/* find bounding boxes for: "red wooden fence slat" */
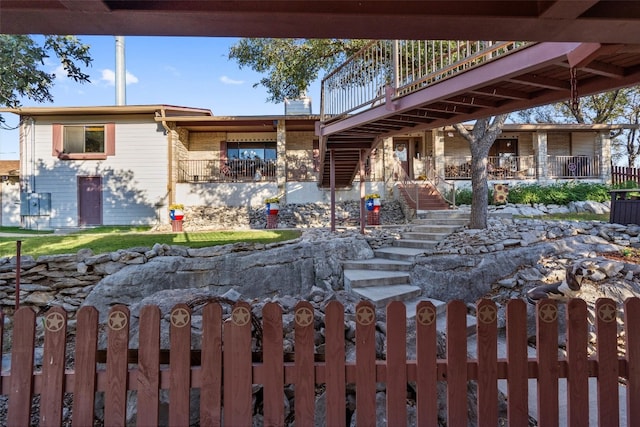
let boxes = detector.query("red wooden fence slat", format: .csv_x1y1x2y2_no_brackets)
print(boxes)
72,306,98,427
200,303,223,426
40,306,67,427
386,301,407,427
169,303,192,426
262,302,284,425
505,299,529,426
536,299,559,427
325,301,346,426
294,300,316,424
137,305,160,426
223,301,253,426
0,310,3,394
355,300,377,425
416,300,438,427
7,307,36,427
446,300,468,426
625,297,640,426
105,305,130,427
567,299,589,426
476,299,497,427
595,298,620,427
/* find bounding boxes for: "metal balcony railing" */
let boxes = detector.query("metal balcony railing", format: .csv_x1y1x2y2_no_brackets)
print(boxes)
321,40,530,121
548,155,600,179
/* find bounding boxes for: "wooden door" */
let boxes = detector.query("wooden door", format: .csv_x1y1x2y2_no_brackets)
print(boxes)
78,176,102,226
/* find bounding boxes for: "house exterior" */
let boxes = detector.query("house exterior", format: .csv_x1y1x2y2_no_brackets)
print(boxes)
0,105,614,229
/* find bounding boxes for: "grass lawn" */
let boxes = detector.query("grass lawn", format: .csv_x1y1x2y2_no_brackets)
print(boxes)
0,228,301,258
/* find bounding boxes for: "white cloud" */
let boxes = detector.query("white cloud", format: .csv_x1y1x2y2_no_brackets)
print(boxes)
164,65,181,77
220,75,244,85
100,69,139,86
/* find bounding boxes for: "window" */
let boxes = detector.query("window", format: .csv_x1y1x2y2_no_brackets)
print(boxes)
226,141,276,161
64,125,105,153
53,123,115,160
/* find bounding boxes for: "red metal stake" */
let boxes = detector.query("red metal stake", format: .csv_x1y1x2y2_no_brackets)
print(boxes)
15,240,21,310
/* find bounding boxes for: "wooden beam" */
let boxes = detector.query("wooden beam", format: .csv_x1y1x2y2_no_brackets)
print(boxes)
507,74,569,90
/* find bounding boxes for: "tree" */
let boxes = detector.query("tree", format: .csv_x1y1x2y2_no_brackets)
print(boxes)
228,38,367,102
454,115,509,229
0,35,92,127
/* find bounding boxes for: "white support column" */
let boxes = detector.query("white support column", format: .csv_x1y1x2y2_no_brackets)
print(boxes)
597,131,612,183
276,120,287,202
534,131,549,182
432,129,445,179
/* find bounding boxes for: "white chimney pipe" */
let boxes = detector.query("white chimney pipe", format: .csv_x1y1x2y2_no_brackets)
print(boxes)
115,36,126,105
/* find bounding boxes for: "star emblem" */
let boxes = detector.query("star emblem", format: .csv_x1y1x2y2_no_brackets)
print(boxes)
598,303,616,323
108,311,128,331
366,199,374,210
539,303,557,323
478,305,497,324
417,306,436,325
232,307,251,326
171,308,190,328
45,312,65,333
356,306,375,326
295,307,314,327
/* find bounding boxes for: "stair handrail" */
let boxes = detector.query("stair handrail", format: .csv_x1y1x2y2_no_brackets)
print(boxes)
422,157,456,208
389,159,456,210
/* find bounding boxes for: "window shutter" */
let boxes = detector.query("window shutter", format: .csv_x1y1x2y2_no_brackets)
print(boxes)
52,123,63,156
106,122,115,155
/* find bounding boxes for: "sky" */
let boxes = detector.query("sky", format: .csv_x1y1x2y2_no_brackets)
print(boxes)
0,36,322,160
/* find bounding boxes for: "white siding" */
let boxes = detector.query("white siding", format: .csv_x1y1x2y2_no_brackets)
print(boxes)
1,181,21,227
27,115,169,228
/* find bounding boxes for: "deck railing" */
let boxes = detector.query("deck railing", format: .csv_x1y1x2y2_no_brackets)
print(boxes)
0,298,637,425
177,159,277,183
548,155,600,179
321,40,530,120
444,155,537,179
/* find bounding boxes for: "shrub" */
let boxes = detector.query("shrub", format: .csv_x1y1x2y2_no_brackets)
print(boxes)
456,182,613,206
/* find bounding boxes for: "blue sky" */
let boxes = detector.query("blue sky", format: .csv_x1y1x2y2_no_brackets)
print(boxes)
0,36,321,160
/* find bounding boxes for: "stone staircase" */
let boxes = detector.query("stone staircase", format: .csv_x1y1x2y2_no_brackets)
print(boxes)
343,210,476,330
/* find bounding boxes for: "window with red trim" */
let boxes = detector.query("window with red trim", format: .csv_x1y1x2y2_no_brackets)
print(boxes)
52,123,115,160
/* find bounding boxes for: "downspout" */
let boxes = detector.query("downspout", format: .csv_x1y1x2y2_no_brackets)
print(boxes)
158,107,174,209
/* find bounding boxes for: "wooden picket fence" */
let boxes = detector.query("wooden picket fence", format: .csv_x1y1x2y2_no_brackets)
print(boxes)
1,298,639,426
612,165,640,186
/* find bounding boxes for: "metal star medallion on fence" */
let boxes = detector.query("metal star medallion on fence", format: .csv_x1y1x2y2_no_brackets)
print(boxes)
478,305,497,324
108,311,128,330
45,312,65,332
598,303,617,322
417,306,436,325
232,307,251,326
171,308,190,328
539,304,558,323
356,306,375,325
295,307,314,327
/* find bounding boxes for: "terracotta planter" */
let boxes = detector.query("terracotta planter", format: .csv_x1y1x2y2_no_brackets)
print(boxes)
170,209,184,221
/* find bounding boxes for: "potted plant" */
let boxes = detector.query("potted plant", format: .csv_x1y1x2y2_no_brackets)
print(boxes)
365,193,381,212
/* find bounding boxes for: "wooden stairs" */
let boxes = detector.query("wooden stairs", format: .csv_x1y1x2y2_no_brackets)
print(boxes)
397,182,450,211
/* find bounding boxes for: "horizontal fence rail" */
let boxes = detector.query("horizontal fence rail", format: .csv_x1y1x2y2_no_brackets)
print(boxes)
0,298,638,425
178,159,277,183
548,155,600,179
321,40,530,120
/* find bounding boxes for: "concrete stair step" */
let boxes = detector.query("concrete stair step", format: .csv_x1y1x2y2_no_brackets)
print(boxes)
342,258,413,271
393,239,438,249
404,297,447,319
411,224,462,234
344,269,410,290
401,231,450,241
374,246,426,261
417,211,470,219
351,284,422,308
413,217,469,226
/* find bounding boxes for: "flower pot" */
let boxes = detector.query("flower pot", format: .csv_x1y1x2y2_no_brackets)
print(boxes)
366,198,381,212
373,198,381,212
170,209,184,221
266,203,279,215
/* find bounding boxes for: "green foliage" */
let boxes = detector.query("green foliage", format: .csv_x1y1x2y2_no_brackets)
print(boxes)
228,38,367,103
456,182,613,206
0,35,91,115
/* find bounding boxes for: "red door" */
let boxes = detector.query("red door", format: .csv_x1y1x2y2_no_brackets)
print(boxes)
78,176,102,226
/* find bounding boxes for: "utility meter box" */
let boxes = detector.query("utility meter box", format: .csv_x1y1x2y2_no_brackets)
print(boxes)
20,193,52,216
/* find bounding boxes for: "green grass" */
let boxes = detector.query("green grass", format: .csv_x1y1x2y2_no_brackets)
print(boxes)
0,229,301,258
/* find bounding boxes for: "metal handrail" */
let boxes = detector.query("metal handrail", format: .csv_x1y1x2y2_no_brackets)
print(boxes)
390,160,455,210
321,40,531,121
